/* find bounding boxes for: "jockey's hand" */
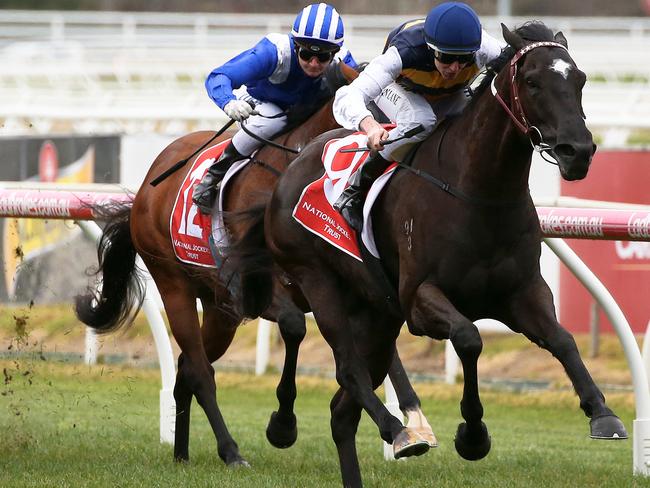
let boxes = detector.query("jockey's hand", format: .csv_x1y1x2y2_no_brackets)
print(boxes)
224,100,258,122
360,116,389,151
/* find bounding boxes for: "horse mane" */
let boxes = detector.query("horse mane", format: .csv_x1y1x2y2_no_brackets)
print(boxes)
466,21,556,107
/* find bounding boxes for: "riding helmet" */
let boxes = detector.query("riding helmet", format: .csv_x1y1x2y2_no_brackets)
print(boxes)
424,2,482,53
291,3,344,52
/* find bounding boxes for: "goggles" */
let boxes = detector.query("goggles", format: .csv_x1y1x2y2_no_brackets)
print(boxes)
296,45,337,63
432,50,475,65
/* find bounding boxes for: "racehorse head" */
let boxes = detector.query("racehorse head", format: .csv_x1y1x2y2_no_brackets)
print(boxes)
498,23,596,181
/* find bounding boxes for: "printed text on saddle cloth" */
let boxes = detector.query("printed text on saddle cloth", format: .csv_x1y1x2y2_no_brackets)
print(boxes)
170,140,231,267
293,133,397,261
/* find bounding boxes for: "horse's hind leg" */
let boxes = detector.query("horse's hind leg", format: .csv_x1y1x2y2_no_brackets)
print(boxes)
143,267,195,462
149,262,246,466
264,300,306,448
406,282,491,460
503,278,627,439
388,352,438,447
199,293,250,466
173,351,193,462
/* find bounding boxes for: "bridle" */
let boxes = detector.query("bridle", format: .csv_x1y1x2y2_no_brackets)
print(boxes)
490,41,569,165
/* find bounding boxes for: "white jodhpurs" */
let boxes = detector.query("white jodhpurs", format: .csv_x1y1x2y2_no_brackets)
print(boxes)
374,82,468,162
230,87,288,156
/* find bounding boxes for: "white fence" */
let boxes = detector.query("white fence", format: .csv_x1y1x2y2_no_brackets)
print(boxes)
0,11,649,136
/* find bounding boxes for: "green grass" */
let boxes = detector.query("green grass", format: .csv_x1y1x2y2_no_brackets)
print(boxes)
0,359,644,488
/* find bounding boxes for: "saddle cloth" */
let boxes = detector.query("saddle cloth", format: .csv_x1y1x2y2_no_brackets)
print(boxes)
171,131,398,266
169,139,250,267
292,132,398,261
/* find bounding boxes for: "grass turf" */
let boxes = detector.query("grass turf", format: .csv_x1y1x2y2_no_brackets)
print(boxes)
0,359,643,488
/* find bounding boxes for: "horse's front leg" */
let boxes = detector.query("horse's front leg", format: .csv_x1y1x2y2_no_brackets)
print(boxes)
501,277,628,439
406,281,491,460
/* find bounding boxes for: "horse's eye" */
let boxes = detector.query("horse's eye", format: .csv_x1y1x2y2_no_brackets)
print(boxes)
526,78,539,89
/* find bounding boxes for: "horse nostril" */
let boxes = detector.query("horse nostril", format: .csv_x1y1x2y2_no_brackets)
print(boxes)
553,144,576,159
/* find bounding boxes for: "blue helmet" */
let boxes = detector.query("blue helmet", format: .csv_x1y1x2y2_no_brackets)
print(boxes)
291,3,344,49
424,2,482,53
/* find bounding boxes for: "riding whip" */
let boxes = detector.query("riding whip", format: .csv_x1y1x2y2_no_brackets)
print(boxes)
149,118,236,187
339,125,425,153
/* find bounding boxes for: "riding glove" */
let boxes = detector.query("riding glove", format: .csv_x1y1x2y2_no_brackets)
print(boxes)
224,100,258,122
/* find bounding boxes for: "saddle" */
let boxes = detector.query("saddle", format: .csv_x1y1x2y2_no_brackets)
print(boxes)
293,131,399,261
169,139,250,267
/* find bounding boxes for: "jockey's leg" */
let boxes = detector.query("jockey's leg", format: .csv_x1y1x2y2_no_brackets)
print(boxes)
333,83,435,231
333,152,391,231
193,91,286,214
193,141,244,214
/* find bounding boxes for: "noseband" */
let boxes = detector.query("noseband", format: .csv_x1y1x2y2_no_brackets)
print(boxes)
490,41,569,164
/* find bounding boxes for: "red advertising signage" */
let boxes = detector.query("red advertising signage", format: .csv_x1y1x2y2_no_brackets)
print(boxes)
560,150,650,333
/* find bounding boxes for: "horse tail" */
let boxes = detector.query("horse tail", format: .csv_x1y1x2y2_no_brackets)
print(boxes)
226,203,274,318
74,202,145,333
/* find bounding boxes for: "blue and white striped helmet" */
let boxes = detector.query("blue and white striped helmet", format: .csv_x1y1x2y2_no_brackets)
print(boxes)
292,3,344,48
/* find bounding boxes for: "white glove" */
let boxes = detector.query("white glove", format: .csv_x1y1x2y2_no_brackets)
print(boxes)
224,99,258,122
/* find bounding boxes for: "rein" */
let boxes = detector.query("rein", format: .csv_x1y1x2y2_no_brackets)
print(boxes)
240,114,301,154
399,42,571,207
396,162,529,208
151,108,299,188
490,41,568,165
249,158,282,177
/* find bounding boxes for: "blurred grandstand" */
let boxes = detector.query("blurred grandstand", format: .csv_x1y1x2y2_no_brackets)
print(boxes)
0,10,648,144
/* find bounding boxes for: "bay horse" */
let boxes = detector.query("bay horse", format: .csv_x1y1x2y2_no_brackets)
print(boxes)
74,62,434,468
232,22,628,487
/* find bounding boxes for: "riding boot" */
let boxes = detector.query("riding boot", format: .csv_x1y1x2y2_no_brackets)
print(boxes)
333,152,392,231
192,142,244,214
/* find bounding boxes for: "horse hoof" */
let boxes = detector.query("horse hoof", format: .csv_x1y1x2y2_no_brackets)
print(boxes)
393,427,430,459
227,458,251,469
266,411,298,448
454,421,491,461
174,455,189,464
590,415,628,440
414,427,439,448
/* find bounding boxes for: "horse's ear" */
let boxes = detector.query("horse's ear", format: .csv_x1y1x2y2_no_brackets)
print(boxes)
323,60,357,92
501,23,525,50
339,61,359,84
554,31,568,48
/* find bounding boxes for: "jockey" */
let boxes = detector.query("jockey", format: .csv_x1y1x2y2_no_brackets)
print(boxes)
332,1,505,230
193,3,357,214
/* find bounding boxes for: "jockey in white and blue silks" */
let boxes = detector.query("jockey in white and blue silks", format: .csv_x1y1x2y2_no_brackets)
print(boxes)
332,1,505,231
193,2,357,214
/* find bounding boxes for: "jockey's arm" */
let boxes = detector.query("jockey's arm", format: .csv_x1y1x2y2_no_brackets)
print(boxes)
204,38,278,110
359,116,389,151
333,46,403,132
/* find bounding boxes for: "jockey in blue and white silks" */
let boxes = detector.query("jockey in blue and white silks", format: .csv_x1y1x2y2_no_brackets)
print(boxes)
331,1,505,231
193,3,357,215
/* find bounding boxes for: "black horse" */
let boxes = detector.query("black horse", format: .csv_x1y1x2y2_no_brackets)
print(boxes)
232,22,627,487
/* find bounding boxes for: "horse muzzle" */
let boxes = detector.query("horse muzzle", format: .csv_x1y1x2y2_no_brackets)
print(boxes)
553,141,597,181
